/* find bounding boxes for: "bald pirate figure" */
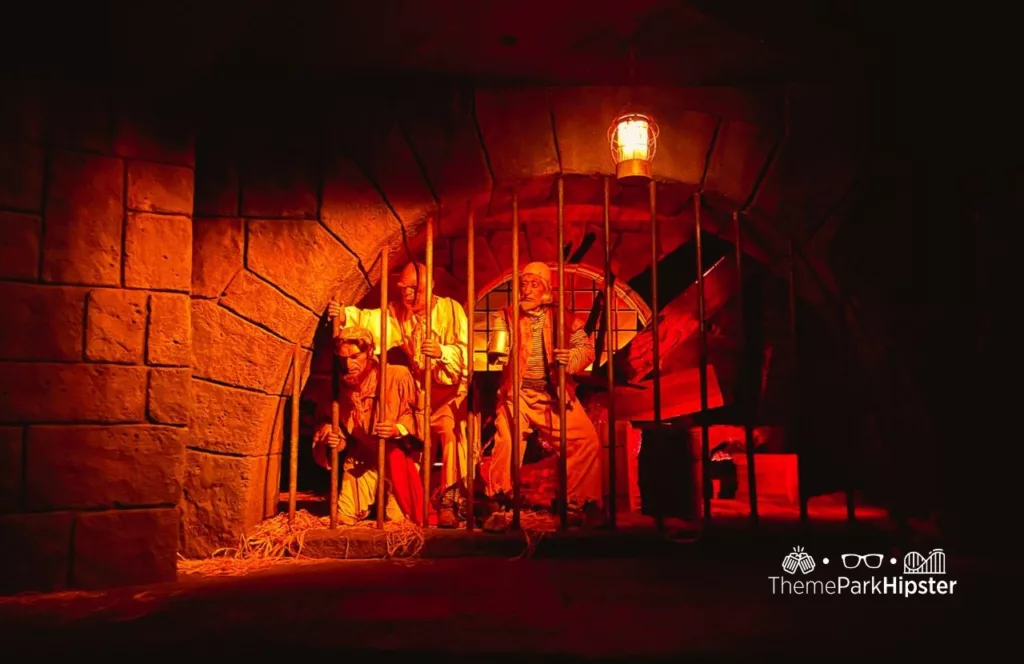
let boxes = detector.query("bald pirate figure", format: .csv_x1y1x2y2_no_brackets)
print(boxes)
312,326,424,525
329,262,472,528
485,261,604,530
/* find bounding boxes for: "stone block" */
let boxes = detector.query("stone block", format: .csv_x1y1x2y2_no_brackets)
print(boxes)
550,87,630,175
192,216,243,298
400,87,492,203
451,236,502,288
526,221,559,264
147,292,190,366
321,155,404,268
355,125,436,232
704,120,779,207
72,508,178,589
180,450,270,557
25,424,185,510
240,153,318,219
0,140,44,211
42,151,123,285
85,288,147,363
0,512,73,594
114,108,195,167
263,454,282,519
124,212,192,291
127,160,195,214
474,88,560,183
0,363,147,424
0,283,86,362
246,219,362,311
0,427,22,513
148,368,190,425
191,300,294,393
189,379,284,456
489,230,532,273
0,211,41,279
221,270,318,343
193,145,238,217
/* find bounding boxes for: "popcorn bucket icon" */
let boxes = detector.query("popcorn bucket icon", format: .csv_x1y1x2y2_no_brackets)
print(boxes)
782,546,814,575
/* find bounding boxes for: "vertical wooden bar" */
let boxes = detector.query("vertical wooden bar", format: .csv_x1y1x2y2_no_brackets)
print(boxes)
288,342,301,522
603,176,617,529
329,309,341,529
556,177,568,531
695,193,712,525
465,200,476,531
649,180,662,532
422,210,435,527
377,247,389,530
788,239,809,525
734,211,758,525
511,191,522,531
840,288,856,523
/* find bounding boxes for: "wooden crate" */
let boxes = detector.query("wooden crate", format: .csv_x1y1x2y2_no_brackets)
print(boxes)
731,453,799,506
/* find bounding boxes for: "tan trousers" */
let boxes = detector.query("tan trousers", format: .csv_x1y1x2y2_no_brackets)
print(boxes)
488,387,602,507
423,384,473,492
338,459,406,525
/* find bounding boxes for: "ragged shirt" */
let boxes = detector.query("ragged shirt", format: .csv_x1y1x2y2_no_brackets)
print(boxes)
490,307,594,382
312,362,420,468
343,296,468,391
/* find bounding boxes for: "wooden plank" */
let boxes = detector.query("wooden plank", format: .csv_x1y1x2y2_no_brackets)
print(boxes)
612,255,737,383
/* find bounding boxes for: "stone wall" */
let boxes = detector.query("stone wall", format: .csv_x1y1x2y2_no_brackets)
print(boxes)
0,79,903,588
0,84,194,592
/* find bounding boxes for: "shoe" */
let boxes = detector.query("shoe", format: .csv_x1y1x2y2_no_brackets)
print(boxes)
438,486,462,529
567,500,605,528
483,511,509,533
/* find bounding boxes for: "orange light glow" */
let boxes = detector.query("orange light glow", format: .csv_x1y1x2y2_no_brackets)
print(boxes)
608,112,658,183
613,118,651,162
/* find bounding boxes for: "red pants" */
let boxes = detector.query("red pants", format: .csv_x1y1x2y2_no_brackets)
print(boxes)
387,442,424,525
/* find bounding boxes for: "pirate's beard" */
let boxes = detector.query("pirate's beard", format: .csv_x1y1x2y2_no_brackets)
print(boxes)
340,359,373,388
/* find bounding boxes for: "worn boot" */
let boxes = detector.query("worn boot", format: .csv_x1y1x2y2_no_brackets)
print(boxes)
482,491,511,533
438,485,461,529
567,500,605,528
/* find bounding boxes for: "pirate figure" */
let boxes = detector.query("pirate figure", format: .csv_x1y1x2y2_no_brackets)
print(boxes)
329,262,472,527
484,261,604,531
312,326,424,525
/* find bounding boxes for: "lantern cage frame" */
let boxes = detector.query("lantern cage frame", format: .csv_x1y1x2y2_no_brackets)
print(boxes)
607,112,659,185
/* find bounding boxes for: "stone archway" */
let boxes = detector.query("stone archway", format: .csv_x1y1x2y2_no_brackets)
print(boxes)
179,83,913,558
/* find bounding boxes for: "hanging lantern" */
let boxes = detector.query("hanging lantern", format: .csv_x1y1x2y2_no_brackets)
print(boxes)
608,112,659,185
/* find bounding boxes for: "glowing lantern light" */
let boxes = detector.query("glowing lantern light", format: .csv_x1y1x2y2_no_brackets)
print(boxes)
608,112,659,185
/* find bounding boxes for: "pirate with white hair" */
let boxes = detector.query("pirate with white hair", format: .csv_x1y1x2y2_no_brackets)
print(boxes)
484,261,604,530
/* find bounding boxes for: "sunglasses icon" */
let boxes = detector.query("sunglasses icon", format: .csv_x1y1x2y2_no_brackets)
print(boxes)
841,553,884,569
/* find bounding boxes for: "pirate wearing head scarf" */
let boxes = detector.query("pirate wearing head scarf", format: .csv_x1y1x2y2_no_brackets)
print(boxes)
329,262,471,528
312,326,425,526
483,261,604,530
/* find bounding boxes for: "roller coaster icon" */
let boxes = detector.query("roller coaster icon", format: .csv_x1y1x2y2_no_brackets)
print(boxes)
903,548,946,575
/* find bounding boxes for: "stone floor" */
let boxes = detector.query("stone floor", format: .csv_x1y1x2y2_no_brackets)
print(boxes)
3,492,996,658
0,553,1009,658
279,490,898,561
